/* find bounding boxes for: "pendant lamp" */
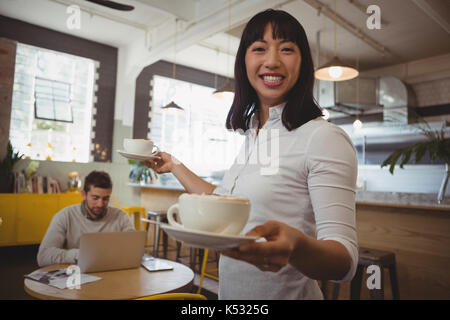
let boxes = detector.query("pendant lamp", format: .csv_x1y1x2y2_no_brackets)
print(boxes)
162,19,184,111
315,0,359,82
213,0,234,97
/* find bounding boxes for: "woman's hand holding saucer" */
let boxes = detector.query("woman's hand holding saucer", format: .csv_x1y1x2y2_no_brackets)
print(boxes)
221,220,306,273
143,152,180,174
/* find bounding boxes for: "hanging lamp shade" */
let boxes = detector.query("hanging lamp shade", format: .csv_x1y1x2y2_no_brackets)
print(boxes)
161,19,184,112
161,101,184,111
315,56,359,81
213,78,234,96
213,0,235,98
314,0,358,82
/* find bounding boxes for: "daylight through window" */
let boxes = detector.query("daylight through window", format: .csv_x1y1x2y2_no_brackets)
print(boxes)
9,43,96,162
150,75,244,181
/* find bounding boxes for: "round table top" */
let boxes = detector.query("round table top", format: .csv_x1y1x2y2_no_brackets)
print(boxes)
24,259,194,300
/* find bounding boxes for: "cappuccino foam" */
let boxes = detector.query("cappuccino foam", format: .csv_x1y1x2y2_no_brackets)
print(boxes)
185,193,249,204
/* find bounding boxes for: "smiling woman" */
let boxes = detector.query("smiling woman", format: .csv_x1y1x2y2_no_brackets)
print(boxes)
144,9,358,300
245,25,302,111
227,9,322,132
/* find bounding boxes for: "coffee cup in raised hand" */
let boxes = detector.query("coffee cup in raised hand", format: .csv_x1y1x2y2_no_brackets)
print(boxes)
123,138,159,155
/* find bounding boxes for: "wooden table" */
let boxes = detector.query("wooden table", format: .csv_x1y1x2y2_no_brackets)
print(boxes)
24,259,194,300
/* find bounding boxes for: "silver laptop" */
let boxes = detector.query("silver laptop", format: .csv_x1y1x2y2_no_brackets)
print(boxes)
78,231,146,273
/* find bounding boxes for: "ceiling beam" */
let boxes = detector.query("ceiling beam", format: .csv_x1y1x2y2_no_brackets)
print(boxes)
134,0,198,22
412,0,450,35
346,0,389,27
302,0,395,57
123,0,295,81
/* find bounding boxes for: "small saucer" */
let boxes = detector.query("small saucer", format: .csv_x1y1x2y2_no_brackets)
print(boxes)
160,224,259,250
117,150,161,161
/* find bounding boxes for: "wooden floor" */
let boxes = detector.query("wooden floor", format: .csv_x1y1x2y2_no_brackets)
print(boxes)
0,245,40,300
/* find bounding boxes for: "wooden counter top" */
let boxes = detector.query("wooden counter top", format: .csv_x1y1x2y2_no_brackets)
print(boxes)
356,200,450,211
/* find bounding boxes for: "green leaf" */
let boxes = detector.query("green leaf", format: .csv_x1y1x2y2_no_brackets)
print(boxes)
399,149,413,168
415,143,427,163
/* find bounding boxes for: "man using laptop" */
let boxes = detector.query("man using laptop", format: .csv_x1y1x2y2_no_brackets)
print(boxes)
37,171,135,267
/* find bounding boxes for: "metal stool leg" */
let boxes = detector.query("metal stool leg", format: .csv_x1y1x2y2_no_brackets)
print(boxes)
350,264,364,300
176,241,182,261
369,266,384,300
162,231,168,258
189,248,197,271
197,249,209,294
332,283,340,300
388,263,400,300
153,216,161,257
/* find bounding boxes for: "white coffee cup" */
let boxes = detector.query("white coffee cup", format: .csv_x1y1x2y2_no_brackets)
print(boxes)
167,193,251,235
123,139,159,155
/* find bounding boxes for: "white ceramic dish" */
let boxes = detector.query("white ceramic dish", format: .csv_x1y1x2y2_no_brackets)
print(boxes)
161,224,259,250
117,150,161,161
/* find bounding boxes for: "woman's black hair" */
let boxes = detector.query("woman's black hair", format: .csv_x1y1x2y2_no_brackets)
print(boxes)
226,9,322,132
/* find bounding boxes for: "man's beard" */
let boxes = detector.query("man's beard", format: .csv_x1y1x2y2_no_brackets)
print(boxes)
86,203,107,220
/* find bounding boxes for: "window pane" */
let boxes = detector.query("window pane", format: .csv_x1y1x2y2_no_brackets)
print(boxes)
54,101,72,122
10,43,95,163
150,75,244,182
35,98,54,119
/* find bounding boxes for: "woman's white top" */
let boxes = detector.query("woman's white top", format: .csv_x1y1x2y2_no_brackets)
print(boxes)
214,103,358,300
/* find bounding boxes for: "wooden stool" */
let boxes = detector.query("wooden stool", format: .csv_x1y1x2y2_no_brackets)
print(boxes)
330,247,400,300
352,247,400,300
333,248,400,300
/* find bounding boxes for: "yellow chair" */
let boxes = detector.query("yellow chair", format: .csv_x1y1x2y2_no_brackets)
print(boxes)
120,206,146,231
135,293,207,300
121,206,150,255
110,195,119,208
197,249,219,294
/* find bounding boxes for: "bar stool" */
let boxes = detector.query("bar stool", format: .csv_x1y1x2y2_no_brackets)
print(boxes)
331,247,400,300
352,247,400,300
142,210,169,258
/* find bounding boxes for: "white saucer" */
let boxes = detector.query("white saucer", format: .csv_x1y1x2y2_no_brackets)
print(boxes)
161,224,259,250
117,150,161,161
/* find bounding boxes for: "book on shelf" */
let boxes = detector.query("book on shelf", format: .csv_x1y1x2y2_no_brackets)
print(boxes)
13,172,63,194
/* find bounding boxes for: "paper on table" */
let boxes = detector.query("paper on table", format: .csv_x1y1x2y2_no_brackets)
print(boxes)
25,267,101,289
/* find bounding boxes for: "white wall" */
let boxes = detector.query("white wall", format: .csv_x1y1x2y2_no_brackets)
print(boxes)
357,164,448,195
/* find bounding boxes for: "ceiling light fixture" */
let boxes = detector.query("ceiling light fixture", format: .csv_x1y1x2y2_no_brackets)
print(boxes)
162,19,184,112
315,0,359,82
353,118,363,130
213,0,234,97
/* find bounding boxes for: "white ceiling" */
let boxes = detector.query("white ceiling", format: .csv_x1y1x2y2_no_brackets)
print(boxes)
1,0,449,76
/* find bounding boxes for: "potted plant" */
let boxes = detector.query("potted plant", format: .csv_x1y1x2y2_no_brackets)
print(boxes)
128,160,159,185
381,118,450,203
0,141,23,193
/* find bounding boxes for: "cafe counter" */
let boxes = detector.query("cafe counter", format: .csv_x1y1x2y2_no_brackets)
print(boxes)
134,184,450,299
354,193,450,300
